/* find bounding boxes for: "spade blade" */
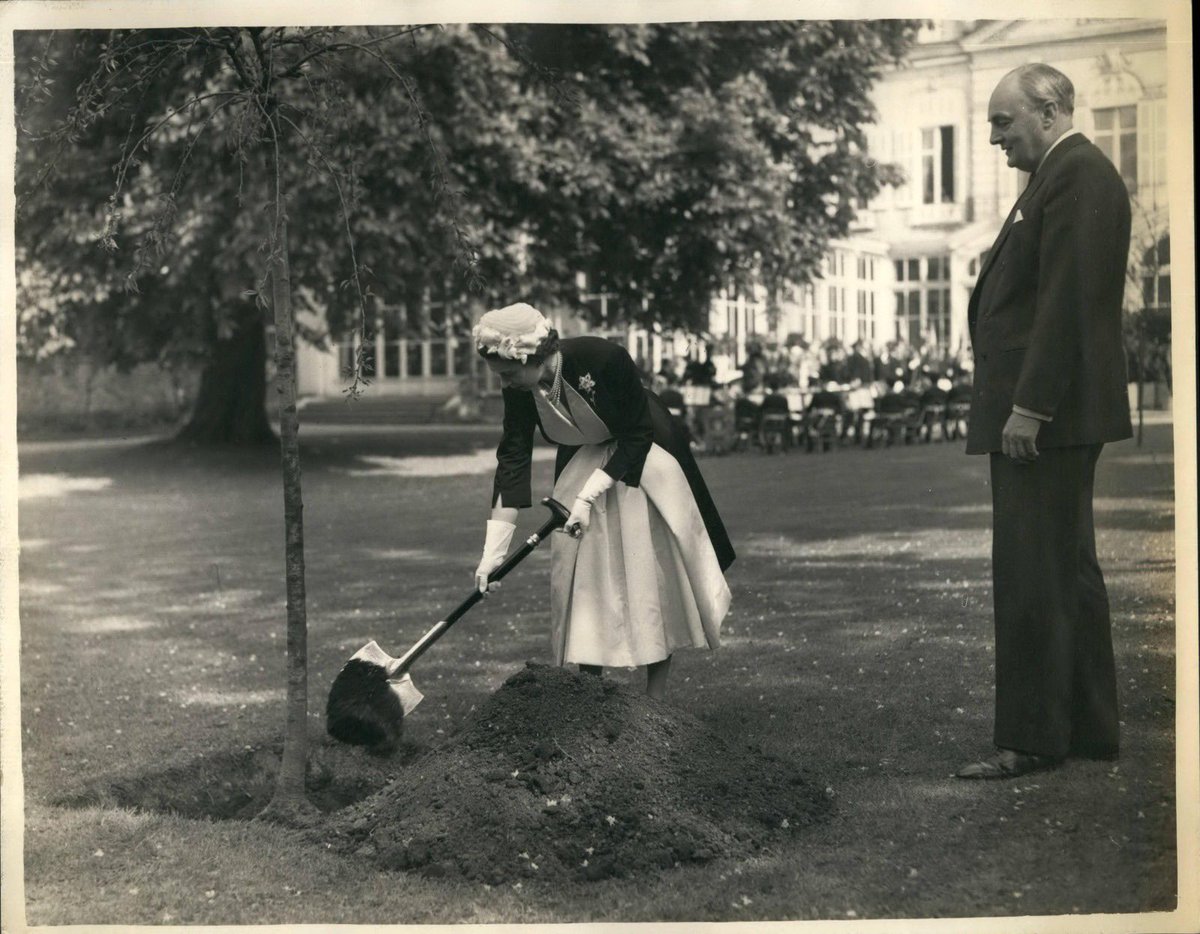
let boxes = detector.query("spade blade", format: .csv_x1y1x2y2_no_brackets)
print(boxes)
389,672,424,716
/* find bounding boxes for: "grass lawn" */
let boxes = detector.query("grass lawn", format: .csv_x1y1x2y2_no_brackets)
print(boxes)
10,420,1180,926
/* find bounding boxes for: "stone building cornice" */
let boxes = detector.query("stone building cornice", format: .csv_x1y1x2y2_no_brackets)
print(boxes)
890,18,1167,72
960,18,1166,55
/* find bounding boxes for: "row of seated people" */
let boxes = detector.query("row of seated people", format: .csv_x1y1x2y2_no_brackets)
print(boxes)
662,380,973,454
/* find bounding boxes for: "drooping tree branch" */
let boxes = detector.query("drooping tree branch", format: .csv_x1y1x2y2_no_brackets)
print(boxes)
107,92,241,199
335,37,485,291
122,95,245,291
15,34,186,210
277,109,375,396
275,24,437,79
471,25,578,107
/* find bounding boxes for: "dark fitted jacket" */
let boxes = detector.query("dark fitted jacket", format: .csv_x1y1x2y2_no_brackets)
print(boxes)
845,351,874,385
491,336,735,572
966,134,1133,454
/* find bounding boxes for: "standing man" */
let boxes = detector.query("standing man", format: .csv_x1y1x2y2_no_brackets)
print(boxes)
957,63,1132,780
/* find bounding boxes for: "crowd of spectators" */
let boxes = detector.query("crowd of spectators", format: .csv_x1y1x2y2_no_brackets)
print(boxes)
645,335,977,454
640,328,1174,453
651,335,973,395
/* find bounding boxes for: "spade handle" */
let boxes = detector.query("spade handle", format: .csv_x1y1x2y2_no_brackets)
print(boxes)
391,497,571,674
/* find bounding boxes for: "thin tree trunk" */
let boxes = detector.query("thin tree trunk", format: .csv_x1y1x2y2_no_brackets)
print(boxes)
1136,321,1144,448
258,148,318,826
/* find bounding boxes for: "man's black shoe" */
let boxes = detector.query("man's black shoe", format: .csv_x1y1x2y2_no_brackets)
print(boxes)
956,748,1063,780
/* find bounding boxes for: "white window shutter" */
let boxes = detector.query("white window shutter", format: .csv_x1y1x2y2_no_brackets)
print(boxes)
1154,98,1168,206
880,128,896,208
1137,98,1155,198
948,124,958,203
888,129,902,207
898,129,916,207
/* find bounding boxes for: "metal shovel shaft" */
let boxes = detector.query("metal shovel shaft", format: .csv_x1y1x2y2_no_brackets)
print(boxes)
386,497,571,678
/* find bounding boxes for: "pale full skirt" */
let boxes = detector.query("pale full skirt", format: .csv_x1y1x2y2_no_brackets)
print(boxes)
549,442,731,668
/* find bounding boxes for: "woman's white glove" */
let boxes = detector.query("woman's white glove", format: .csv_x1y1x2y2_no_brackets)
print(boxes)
475,519,516,594
565,469,615,538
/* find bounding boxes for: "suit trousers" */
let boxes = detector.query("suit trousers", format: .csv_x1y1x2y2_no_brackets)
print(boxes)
989,444,1120,759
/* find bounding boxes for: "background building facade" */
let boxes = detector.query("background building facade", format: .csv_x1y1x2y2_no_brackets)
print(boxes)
300,18,1170,398
708,18,1169,369
814,18,1166,358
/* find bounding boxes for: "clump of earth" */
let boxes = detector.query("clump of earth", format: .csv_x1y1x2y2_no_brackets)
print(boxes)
323,663,829,884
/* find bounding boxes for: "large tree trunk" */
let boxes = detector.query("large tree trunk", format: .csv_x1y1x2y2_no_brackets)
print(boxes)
176,311,275,445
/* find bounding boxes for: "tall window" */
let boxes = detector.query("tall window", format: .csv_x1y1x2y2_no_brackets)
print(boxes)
920,125,956,204
894,258,919,345
829,286,847,340
857,290,870,342
894,255,952,348
926,256,950,345
1094,106,1137,193
1142,235,1170,312
855,255,876,281
800,284,818,340
579,270,619,324
895,290,921,345
927,289,950,347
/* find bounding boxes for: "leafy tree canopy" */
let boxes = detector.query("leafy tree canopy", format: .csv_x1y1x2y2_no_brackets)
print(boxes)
15,21,920,375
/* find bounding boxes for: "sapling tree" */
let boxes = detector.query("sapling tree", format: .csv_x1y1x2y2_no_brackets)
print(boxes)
17,24,484,822
14,21,921,821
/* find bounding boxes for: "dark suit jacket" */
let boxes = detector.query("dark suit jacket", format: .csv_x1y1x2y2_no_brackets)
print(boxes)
845,352,874,384
491,336,735,571
965,134,1133,454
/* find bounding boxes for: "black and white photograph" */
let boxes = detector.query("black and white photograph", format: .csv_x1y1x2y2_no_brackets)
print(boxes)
1,1,1195,931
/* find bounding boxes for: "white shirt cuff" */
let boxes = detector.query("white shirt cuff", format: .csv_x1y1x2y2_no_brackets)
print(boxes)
1013,405,1052,422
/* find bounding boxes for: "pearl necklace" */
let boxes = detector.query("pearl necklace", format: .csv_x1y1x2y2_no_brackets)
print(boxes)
544,351,564,407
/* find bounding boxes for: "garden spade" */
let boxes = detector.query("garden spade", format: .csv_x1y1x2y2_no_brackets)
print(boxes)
326,497,571,752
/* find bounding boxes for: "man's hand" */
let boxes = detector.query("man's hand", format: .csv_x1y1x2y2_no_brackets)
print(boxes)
1001,411,1042,463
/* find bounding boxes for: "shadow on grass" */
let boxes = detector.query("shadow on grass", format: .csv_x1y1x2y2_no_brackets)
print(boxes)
19,428,509,471
18,420,1178,920
54,731,420,822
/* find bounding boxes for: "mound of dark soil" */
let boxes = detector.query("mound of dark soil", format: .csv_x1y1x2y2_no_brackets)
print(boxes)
323,663,829,883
